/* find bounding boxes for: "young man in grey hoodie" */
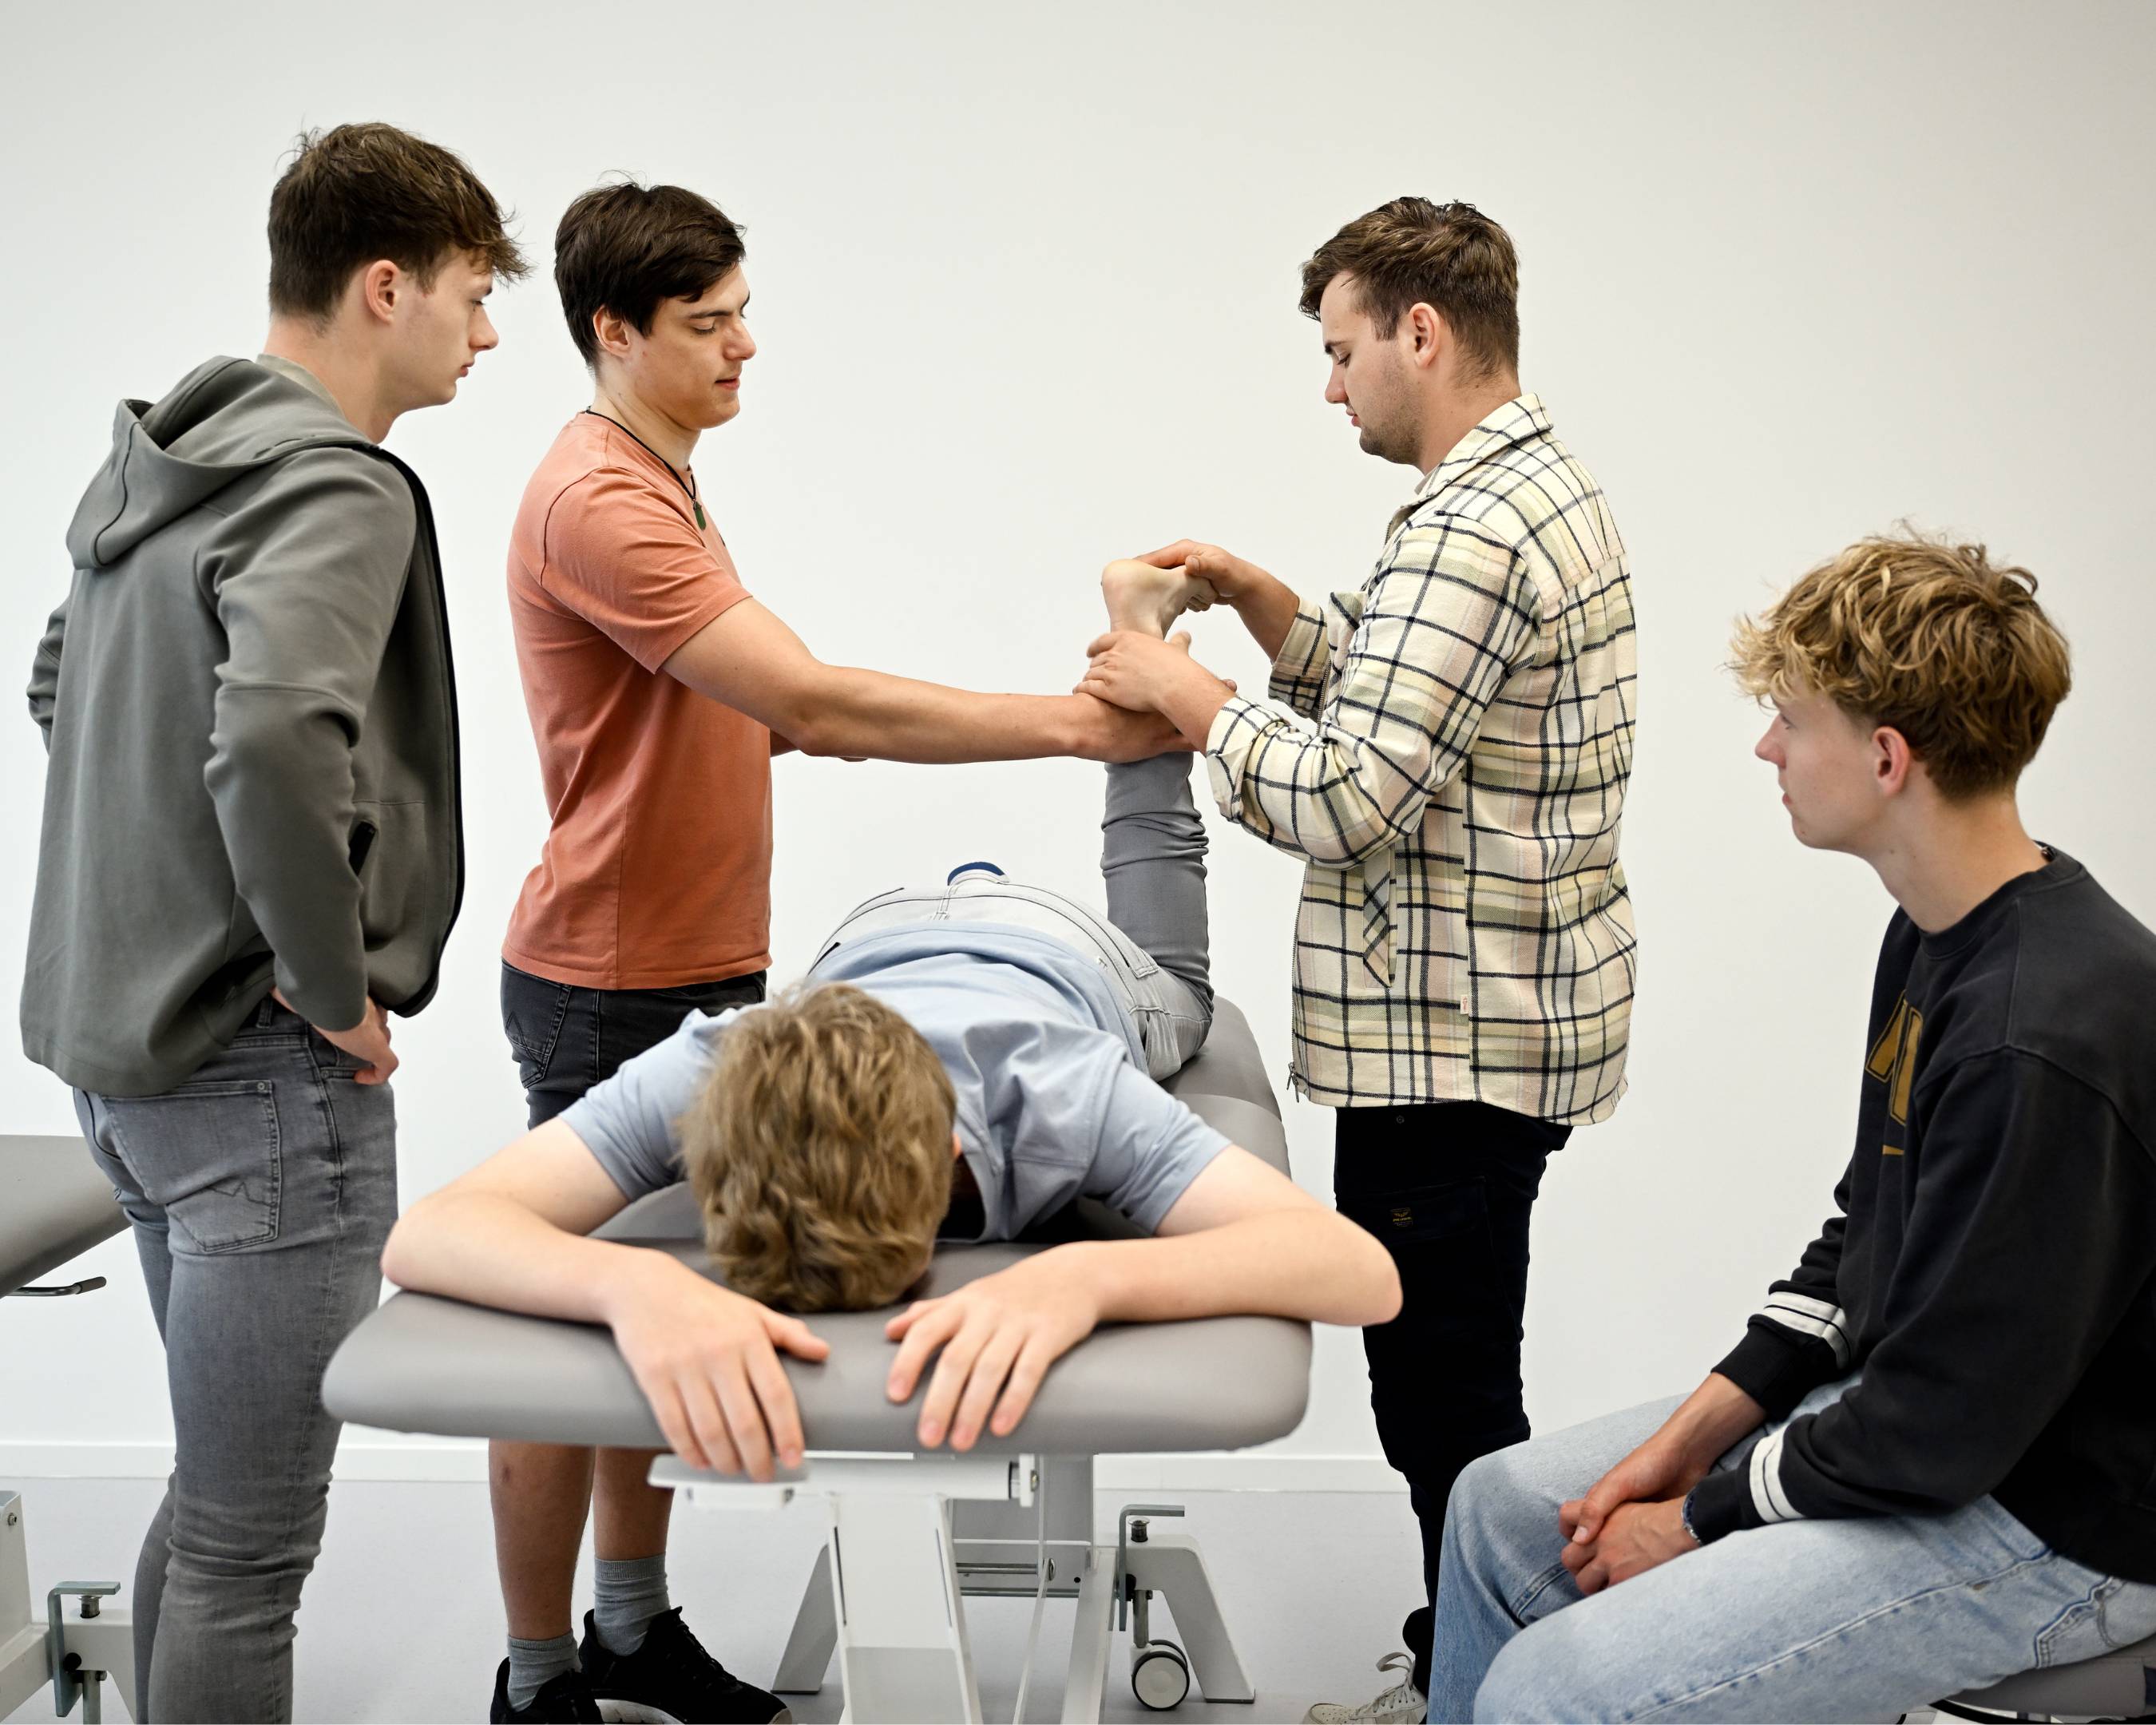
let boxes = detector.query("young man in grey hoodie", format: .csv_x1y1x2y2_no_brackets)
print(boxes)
22,122,525,1723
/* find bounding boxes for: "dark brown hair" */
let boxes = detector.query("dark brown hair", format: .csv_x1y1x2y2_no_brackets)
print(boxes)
1730,531,2073,799
553,182,747,366
683,983,956,1313
1298,197,1520,379
267,123,526,321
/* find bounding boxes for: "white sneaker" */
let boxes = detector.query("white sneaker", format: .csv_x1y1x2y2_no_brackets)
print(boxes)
1304,1650,1426,1723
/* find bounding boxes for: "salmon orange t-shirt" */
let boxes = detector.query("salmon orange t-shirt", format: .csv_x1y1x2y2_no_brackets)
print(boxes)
502,413,773,989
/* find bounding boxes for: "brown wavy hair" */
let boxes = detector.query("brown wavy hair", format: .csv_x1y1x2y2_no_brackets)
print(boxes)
1298,197,1520,379
1730,531,2071,799
268,124,527,321
680,984,955,1312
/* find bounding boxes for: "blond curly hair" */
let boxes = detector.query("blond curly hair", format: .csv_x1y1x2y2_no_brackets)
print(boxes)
1730,531,2071,798
680,983,956,1312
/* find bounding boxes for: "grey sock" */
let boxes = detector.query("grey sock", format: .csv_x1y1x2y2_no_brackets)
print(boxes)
506,1632,580,1712
593,1553,672,1656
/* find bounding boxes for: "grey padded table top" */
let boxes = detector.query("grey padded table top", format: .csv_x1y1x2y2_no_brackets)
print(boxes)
324,1000,1314,1453
2,1133,125,1298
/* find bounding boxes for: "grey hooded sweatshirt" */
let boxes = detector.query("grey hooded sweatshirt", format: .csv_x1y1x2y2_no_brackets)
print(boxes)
23,355,463,1096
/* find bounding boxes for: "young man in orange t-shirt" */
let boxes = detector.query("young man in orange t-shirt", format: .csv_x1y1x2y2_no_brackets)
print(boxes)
489,181,1192,1723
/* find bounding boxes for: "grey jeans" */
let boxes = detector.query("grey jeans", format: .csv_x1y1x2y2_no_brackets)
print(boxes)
812,753,1215,1078
73,997,398,1723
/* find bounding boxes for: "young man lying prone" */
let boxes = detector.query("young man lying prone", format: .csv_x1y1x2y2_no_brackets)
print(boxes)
382,749,1401,1484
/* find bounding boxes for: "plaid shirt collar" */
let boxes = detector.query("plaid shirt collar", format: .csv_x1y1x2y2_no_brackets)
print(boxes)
1396,393,1553,520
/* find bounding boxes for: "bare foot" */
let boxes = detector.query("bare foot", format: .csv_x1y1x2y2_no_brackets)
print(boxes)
1100,557,1219,636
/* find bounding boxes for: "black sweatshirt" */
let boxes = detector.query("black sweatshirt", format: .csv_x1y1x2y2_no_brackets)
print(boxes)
1686,852,2156,1580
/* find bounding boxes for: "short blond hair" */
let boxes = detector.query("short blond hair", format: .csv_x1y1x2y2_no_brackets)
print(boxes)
1730,532,2071,798
680,983,955,1312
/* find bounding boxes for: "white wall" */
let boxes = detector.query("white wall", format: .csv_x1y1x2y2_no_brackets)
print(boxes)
3,0,2152,1482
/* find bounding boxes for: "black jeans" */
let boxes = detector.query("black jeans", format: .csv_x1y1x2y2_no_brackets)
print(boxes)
500,961,768,1128
1334,1100,1567,1696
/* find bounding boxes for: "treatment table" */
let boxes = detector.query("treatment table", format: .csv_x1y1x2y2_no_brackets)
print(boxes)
325,1000,1308,1722
2,1134,137,1720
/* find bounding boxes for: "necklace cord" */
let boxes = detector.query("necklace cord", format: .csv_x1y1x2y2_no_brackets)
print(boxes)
583,409,706,528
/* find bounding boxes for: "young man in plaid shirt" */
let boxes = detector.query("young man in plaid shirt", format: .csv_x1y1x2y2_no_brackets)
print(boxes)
1080,197,1637,1723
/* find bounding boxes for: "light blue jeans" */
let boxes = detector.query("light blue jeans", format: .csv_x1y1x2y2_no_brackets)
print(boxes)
1432,1377,2156,1723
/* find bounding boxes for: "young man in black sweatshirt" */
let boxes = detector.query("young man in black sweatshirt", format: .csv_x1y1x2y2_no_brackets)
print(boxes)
1422,533,2156,1723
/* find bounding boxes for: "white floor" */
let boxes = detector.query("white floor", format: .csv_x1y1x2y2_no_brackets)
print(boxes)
5,1476,1425,1724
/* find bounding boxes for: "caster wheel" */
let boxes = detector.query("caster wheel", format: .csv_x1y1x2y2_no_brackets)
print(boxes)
1132,1640,1191,1711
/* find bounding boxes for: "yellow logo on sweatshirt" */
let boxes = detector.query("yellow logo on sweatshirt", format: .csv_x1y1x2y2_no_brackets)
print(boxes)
1865,994,1924,1144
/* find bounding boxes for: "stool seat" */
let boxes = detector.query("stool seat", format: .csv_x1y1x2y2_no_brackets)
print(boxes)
1941,1630,2156,1719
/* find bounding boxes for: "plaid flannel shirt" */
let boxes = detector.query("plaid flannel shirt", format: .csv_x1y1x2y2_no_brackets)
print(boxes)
1204,395,1637,1121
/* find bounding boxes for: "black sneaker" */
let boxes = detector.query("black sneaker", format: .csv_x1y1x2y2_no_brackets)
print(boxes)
577,1608,792,1724
489,1657,604,1723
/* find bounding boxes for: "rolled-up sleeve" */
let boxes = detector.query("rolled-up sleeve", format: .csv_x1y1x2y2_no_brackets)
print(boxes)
1266,601,1333,716
1203,520,1540,867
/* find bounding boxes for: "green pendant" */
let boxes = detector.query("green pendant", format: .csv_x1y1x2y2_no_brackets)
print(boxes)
696,502,707,529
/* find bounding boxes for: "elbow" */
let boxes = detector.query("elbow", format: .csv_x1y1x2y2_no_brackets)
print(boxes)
1357,1230,1404,1326
787,716,844,758
1917,1459,2008,1516
1301,816,1395,869
1284,775,1413,867
768,664,862,759
378,1200,440,1291
377,1222,413,1291
774,684,848,758
206,703,352,813
1313,1212,1401,1326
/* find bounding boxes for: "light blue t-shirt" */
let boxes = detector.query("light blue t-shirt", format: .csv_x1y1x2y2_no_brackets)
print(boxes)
561,922,1230,1239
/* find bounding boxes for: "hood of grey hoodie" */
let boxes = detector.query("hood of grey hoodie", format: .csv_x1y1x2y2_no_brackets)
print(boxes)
27,352,464,1096
66,355,368,571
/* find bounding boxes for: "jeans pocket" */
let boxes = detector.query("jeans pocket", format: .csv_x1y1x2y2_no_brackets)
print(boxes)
1340,1176,1493,1256
101,1081,283,1254
1338,1179,1501,1353
649,972,769,1008
501,966,572,1088
1339,1178,1507,1470
2095,1573,2156,1652
353,799,442,948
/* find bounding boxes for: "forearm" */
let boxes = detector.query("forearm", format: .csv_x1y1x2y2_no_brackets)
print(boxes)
205,701,369,1028
1075,1208,1401,1329
28,598,65,744
382,1191,668,1326
1223,566,1302,662
1656,1373,1767,1473
795,666,1088,763
1206,707,1420,866
1151,662,1236,750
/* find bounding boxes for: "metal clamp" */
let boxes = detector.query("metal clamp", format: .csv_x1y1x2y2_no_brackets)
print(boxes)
1112,1503,1184,1631
48,1582,120,1719
652,1449,1038,1511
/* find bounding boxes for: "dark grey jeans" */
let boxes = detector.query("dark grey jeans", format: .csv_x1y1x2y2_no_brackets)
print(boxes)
73,997,398,1723
500,962,768,1129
